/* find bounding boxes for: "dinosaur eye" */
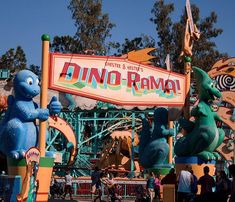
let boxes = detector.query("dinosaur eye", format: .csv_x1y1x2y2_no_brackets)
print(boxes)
26,77,33,85
210,81,216,88
35,78,40,85
212,80,217,87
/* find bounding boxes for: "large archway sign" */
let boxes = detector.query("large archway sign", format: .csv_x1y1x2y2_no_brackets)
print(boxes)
49,53,186,106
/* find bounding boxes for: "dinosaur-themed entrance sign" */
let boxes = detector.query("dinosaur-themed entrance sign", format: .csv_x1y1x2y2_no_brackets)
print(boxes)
49,53,186,106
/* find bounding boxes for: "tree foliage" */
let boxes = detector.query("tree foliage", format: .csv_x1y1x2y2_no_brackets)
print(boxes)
111,34,156,56
0,46,27,72
151,0,227,72
28,64,41,77
51,35,80,54
51,0,115,55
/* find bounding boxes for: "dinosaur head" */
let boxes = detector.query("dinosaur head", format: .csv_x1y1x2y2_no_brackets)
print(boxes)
192,66,221,102
13,70,40,99
154,107,168,125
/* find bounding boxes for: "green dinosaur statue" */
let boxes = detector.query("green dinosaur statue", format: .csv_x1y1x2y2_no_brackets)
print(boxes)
174,66,225,161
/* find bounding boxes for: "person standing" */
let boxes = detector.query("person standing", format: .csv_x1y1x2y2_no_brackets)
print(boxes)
62,170,73,200
215,170,231,202
197,166,215,201
190,169,198,202
161,168,177,186
228,164,235,202
146,172,155,202
154,173,161,200
198,166,215,194
177,164,194,202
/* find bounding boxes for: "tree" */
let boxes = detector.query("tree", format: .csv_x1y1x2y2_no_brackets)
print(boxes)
14,46,27,70
51,35,80,54
51,0,115,55
28,64,41,77
109,34,160,65
151,0,227,72
0,46,27,72
112,34,156,56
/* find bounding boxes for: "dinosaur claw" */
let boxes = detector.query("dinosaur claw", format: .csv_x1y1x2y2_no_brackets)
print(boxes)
9,150,26,159
10,151,20,159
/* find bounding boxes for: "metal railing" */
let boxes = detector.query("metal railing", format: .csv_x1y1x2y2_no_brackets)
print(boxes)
54,177,147,199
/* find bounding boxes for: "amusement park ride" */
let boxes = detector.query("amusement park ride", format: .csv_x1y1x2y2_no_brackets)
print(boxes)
0,1,234,201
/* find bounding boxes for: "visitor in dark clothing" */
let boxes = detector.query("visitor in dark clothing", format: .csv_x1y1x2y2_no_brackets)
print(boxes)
228,164,235,202
161,168,177,186
190,169,198,202
161,168,177,200
196,166,216,202
91,166,102,201
215,170,231,202
198,166,215,194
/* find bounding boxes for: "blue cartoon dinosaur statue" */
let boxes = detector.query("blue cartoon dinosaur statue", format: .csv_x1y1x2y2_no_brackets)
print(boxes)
174,66,225,161
0,70,61,159
139,107,174,169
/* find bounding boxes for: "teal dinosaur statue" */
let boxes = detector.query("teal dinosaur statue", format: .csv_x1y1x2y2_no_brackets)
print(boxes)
139,108,174,168
174,66,225,161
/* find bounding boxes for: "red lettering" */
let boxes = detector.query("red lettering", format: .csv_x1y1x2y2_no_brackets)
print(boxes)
107,71,121,85
127,72,140,92
150,77,164,90
165,80,176,94
81,68,89,82
88,68,106,84
176,80,180,91
58,62,81,84
141,78,150,90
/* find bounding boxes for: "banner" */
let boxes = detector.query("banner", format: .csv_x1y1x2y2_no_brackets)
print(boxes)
49,53,186,106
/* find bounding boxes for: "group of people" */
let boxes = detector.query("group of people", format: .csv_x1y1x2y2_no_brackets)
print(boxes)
49,164,235,202
91,166,122,202
143,164,235,202
50,170,73,200
143,168,177,202
176,164,235,202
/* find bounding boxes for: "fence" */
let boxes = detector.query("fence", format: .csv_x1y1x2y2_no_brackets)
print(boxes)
55,177,147,198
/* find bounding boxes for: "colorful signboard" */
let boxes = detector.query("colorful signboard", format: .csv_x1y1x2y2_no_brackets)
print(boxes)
49,53,186,106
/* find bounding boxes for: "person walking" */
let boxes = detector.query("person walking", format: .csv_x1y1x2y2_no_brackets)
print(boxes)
62,170,73,200
91,166,103,202
102,173,115,202
177,164,194,202
135,184,146,202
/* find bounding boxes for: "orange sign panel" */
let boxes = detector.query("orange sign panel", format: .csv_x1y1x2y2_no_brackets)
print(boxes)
49,53,186,106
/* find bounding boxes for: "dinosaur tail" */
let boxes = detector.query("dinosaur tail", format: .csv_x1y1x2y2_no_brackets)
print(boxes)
139,118,152,150
174,136,190,156
139,141,169,168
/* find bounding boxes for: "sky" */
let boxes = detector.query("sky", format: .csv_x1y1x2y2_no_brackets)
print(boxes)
0,0,235,66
